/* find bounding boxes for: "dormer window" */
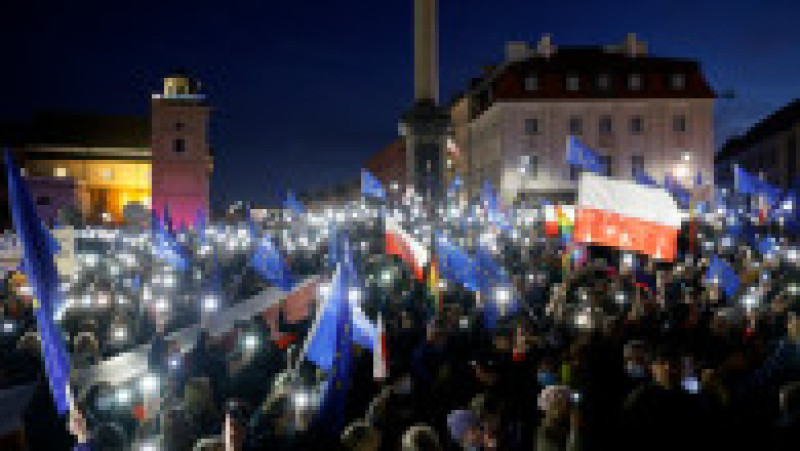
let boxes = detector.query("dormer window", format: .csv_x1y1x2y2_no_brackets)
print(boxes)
628,73,642,91
566,74,580,92
524,75,539,92
597,74,611,91
671,73,686,90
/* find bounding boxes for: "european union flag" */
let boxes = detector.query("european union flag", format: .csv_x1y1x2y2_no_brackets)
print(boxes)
315,267,354,436
5,150,71,414
152,207,189,270
251,234,294,292
664,174,692,208
284,190,305,217
705,255,739,299
566,135,604,174
195,208,207,246
361,170,386,199
434,232,479,293
634,170,658,187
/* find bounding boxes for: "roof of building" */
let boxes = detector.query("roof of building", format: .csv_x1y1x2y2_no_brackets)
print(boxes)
0,111,150,149
717,98,800,161
460,43,715,120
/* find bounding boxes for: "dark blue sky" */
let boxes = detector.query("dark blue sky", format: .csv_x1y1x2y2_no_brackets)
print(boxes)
3,0,799,207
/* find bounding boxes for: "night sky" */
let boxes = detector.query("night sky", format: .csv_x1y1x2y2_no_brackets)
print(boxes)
3,0,799,208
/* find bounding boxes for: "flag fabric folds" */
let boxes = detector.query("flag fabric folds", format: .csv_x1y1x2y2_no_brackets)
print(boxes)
634,170,658,187
385,218,430,281
5,150,72,414
151,208,189,270
575,172,683,261
566,135,604,174
705,255,739,299
361,170,386,199
251,234,294,292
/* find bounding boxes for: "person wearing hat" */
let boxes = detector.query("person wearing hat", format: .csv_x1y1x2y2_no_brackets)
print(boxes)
446,409,482,450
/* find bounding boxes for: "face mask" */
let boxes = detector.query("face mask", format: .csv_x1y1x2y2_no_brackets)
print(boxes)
625,362,647,379
537,371,558,386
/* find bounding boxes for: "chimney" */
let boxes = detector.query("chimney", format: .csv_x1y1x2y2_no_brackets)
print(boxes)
505,41,532,62
414,0,438,104
535,34,556,58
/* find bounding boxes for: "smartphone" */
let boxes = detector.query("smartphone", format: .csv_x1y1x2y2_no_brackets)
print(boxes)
571,391,581,403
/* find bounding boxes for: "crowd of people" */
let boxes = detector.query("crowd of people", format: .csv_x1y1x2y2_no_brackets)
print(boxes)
1,195,799,451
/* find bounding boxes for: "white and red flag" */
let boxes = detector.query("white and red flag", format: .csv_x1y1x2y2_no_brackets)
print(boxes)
574,173,683,261
385,218,430,280
373,313,389,381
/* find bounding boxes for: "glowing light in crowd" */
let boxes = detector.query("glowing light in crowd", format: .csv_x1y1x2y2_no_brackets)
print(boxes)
318,283,331,299
116,388,132,405
244,334,259,352
349,287,362,303
293,390,311,410
112,326,127,341
155,298,169,313
139,374,159,395
202,295,220,313
2,321,14,334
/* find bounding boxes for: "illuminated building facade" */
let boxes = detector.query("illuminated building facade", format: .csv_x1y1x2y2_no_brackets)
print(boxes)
452,34,716,203
0,73,211,228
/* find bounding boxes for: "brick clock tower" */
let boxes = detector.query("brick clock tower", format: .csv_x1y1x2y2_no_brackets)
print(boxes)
151,72,212,228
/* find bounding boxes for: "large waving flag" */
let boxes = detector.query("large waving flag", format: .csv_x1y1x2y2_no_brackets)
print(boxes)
310,266,353,436
251,234,294,292
435,232,479,293
575,172,683,261
473,244,518,328
705,255,739,299
361,169,386,199
566,135,604,174
385,217,430,280
5,150,71,414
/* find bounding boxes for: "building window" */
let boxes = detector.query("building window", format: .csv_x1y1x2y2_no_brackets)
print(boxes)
570,165,581,181
630,116,644,134
568,116,583,134
101,168,113,181
36,196,51,206
54,167,67,178
524,118,539,135
524,75,539,92
566,74,580,92
671,73,686,90
599,155,613,176
174,138,186,153
597,74,611,91
631,155,645,177
599,115,613,135
628,73,642,91
176,122,185,131
673,114,687,133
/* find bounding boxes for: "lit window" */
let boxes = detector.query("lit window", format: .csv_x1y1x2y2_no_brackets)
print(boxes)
628,73,642,91
101,168,113,180
671,73,686,90
597,74,611,91
566,74,580,92
524,76,539,92
568,116,583,134
55,167,67,178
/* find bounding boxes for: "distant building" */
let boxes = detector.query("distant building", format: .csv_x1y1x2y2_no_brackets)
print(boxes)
451,34,716,203
716,99,800,189
0,72,212,228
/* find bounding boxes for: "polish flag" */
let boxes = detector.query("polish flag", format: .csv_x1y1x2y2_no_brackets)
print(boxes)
373,313,389,381
574,173,683,261
544,205,560,237
385,218,430,280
